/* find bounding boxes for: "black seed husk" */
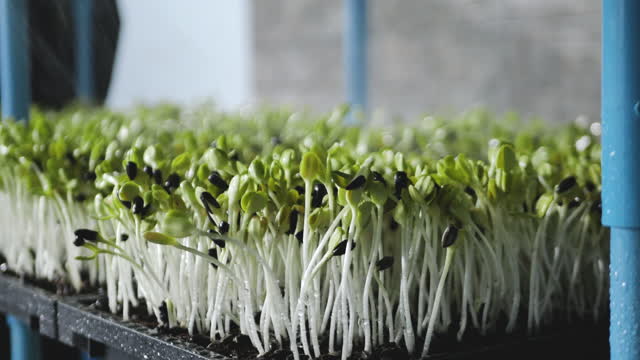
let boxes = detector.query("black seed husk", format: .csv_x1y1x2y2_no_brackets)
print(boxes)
153,169,163,185
208,248,219,268
591,199,602,214
213,239,226,248
376,256,394,271
132,196,144,214
208,171,229,191
442,224,459,248
555,176,577,194
218,221,230,234
465,186,477,203
120,200,132,209
394,171,410,198
126,161,138,180
568,197,581,209
165,173,181,189
295,231,304,243
295,186,305,195
287,210,299,235
83,171,97,181
372,171,387,185
120,233,129,242
312,183,327,208
73,236,85,247
159,301,169,324
332,239,356,257
143,165,153,176
346,175,366,190
74,229,98,241
200,191,221,210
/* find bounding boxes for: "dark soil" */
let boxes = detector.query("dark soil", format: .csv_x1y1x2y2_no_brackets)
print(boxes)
0,252,99,296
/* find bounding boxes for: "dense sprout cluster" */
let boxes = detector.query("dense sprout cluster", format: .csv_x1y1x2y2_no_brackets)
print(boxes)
0,106,605,359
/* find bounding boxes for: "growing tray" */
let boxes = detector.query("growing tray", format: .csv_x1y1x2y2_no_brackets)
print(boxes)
0,272,608,359
0,273,58,339
56,296,230,360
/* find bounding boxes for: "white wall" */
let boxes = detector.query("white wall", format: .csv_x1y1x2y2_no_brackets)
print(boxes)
107,0,252,109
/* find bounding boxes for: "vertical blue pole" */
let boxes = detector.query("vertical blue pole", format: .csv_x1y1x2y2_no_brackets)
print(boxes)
6,317,41,360
0,0,30,121
0,1,37,358
602,1,640,359
74,0,95,102
344,0,367,123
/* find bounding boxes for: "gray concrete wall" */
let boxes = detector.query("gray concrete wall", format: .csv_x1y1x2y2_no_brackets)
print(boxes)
254,1,600,122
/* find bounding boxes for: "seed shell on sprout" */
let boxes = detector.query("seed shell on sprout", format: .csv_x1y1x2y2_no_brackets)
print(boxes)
312,183,327,208
372,171,387,185
346,175,366,190
295,231,304,243
143,165,153,176
464,186,477,203
83,171,96,181
441,224,459,248
132,196,144,214
73,236,85,247
165,173,181,189
208,248,219,268
126,161,138,180
218,221,230,234
332,239,356,257
200,191,221,210
555,176,577,194
213,238,226,248
585,181,596,192
208,171,229,191
376,256,394,271
287,210,299,235
120,233,129,242
295,186,305,195
568,197,581,209
394,171,410,198
153,169,163,185
159,301,169,325
74,229,99,241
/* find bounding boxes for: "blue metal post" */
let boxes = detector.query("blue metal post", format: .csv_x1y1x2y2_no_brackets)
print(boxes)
73,0,95,102
6,317,41,360
602,1,640,359
0,0,30,121
344,0,367,123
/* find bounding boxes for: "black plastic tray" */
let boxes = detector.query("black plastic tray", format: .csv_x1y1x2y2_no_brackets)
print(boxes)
56,296,230,360
0,272,609,359
0,274,58,339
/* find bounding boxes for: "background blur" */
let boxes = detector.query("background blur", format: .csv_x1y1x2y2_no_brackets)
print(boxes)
31,0,601,122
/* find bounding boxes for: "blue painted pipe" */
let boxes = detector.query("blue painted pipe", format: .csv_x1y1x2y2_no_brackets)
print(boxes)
602,1,640,359
6,316,41,360
73,0,95,102
0,0,30,121
344,0,367,123
80,351,102,360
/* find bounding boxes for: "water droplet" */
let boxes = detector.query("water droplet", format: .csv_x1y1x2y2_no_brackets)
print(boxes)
610,151,616,157
622,282,627,287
